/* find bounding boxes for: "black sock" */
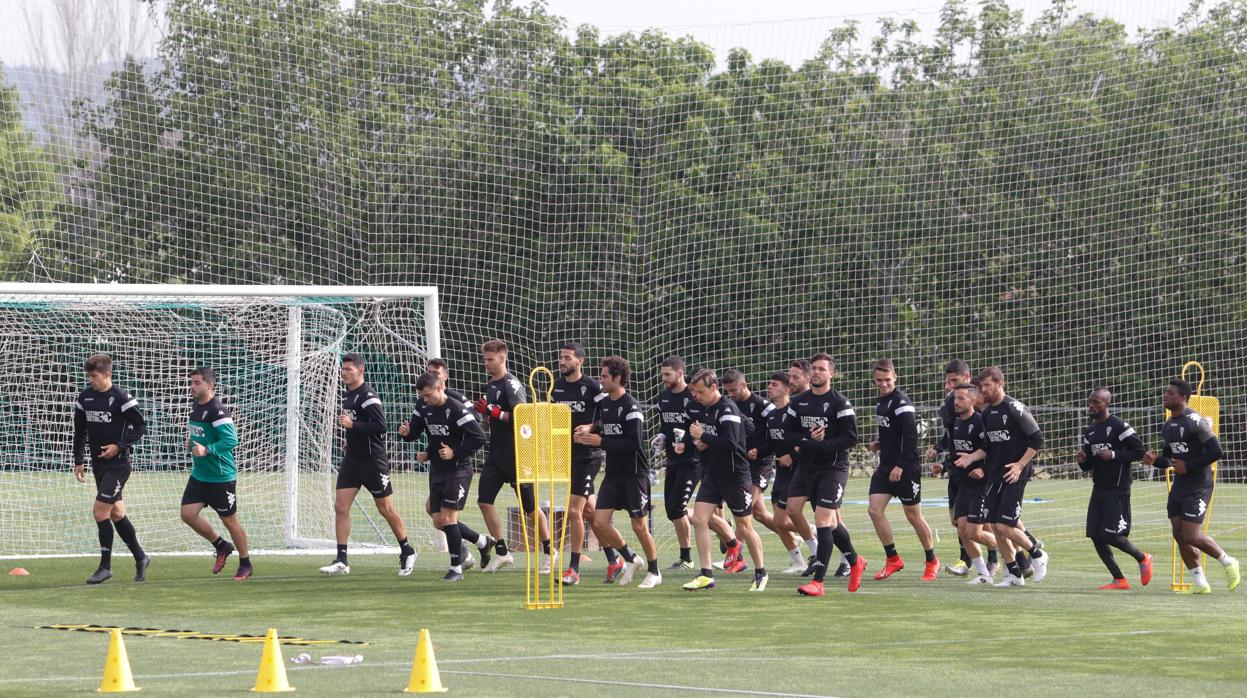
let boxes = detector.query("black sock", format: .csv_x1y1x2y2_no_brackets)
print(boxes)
701,567,714,578
884,542,898,559
924,548,936,563
496,538,509,556
603,546,619,564
570,551,581,572
398,537,414,554
1015,551,1032,571
1105,534,1146,563
239,556,251,567
648,559,659,575
619,544,637,563
113,516,144,560
212,536,227,551
1025,530,1039,548
97,519,114,569
1006,561,1021,578
680,547,692,562
958,542,970,565
1029,544,1044,559
814,526,835,582
832,523,858,565
336,544,348,564
756,567,766,576
443,525,463,568
988,548,998,564
541,539,551,555
1093,539,1123,579
457,523,482,546
727,538,739,550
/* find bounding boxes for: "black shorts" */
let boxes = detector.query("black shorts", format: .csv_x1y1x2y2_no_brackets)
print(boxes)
771,462,795,509
430,469,473,511
336,459,394,498
181,476,237,517
93,466,131,504
947,475,960,506
953,478,987,523
983,478,1027,527
664,462,700,520
597,472,651,519
477,454,536,511
571,453,604,498
750,458,775,493
1087,489,1131,538
1167,484,1213,524
807,468,849,511
787,463,810,503
869,465,922,505
695,469,753,518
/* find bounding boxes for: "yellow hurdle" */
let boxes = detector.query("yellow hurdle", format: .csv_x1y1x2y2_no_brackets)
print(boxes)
513,366,572,609
1167,361,1219,592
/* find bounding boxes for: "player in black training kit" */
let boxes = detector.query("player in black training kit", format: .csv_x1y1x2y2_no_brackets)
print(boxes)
578,356,662,588
760,371,809,573
1077,387,1152,590
927,359,978,577
73,354,150,585
791,354,867,596
977,366,1048,587
783,360,825,576
680,370,768,591
941,382,999,585
866,359,939,581
319,353,417,576
1143,379,1240,593
474,339,554,573
402,371,488,581
552,342,606,586
723,370,800,567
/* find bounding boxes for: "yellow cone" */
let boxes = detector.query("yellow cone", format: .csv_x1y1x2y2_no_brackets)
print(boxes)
404,628,448,693
250,628,295,692
98,628,140,693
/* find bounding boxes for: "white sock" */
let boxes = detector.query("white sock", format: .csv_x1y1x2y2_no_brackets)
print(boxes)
840,552,849,566
475,534,489,548
450,565,463,573
1191,566,1209,587
1218,552,1236,566
789,547,804,564
806,538,818,556
972,557,989,576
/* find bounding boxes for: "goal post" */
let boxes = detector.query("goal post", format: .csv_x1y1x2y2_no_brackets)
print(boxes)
0,283,442,557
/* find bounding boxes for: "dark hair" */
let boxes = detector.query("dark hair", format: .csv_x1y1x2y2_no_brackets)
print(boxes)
342,352,366,371
721,368,745,384
872,358,896,374
1090,385,1113,403
953,382,978,395
601,355,631,387
560,342,586,359
970,377,982,389
83,353,113,374
810,353,835,369
789,359,812,376
190,366,217,385
977,365,1004,383
768,371,790,386
427,358,449,372
1169,379,1192,400
661,355,686,373
416,371,444,391
481,339,508,354
945,359,970,376
690,369,718,388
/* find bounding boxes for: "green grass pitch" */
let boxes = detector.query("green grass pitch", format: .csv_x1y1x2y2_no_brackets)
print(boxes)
2,485,1246,697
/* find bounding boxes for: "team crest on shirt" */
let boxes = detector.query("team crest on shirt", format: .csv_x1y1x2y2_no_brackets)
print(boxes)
823,402,829,413
108,396,115,407
581,385,587,396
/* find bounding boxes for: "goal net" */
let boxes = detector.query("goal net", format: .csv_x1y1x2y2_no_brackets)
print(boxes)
0,285,442,556
1,0,1244,558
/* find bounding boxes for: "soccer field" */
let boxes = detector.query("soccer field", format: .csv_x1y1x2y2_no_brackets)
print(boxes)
3,488,1245,697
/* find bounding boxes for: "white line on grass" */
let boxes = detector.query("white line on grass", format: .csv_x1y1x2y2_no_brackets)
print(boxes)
439,669,839,697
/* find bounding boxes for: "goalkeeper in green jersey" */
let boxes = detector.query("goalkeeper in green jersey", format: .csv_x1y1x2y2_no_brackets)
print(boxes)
180,366,253,580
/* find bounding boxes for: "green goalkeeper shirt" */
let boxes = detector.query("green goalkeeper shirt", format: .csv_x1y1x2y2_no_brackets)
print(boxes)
189,398,238,482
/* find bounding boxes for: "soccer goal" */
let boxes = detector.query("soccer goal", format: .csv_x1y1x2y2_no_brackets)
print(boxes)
0,283,442,557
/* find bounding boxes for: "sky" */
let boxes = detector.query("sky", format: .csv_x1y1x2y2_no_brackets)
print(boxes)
0,0,1190,72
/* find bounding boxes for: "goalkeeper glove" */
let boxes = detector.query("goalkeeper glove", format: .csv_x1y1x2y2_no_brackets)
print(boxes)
475,397,503,421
